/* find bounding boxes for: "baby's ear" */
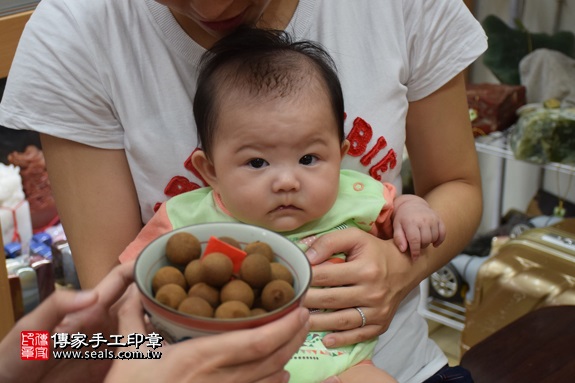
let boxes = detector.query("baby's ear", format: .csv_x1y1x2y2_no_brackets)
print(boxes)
341,139,350,157
191,150,218,188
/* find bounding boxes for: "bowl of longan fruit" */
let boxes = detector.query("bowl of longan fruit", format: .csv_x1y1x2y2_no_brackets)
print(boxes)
134,222,312,342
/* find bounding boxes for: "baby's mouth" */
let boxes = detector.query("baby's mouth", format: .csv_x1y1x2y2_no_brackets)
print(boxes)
272,205,301,212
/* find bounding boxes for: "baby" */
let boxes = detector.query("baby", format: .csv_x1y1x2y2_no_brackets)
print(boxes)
120,27,445,383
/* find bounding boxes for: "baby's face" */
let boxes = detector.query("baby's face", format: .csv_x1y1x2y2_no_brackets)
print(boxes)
207,88,347,233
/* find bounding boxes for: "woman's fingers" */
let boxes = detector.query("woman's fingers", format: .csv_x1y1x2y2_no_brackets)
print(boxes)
54,262,136,334
0,289,99,383
308,307,368,331
165,307,309,383
309,259,370,289
17,289,97,331
253,370,291,383
219,325,308,382
304,282,367,310
115,284,148,343
321,324,382,350
104,286,150,383
306,306,384,348
192,307,309,365
305,228,365,265
94,261,136,308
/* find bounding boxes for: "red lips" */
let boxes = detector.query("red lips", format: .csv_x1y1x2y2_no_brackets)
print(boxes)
200,12,245,32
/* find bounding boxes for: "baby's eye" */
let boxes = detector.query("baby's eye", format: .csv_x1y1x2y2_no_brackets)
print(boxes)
247,158,268,169
299,155,318,165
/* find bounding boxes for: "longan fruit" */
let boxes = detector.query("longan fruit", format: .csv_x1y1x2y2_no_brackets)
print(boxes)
220,279,255,308
261,280,295,311
250,307,268,317
165,232,202,265
188,282,220,308
244,241,274,262
240,253,271,289
155,283,187,309
202,252,233,287
218,236,242,249
152,266,187,293
178,296,214,318
184,259,204,287
270,262,294,285
215,301,251,319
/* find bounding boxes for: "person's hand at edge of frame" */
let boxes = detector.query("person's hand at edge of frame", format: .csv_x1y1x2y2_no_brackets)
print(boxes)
106,284,311,383
0,261,137,383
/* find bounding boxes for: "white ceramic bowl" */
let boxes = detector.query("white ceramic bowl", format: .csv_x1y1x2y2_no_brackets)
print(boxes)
134,222,311,342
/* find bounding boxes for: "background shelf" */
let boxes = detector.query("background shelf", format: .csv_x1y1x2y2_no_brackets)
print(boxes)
475,131,575,176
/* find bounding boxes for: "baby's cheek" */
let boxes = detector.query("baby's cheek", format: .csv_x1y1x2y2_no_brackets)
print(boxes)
232,198,267,223
310,191,338,219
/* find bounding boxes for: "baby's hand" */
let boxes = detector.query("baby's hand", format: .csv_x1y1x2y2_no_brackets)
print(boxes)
392,195,446,260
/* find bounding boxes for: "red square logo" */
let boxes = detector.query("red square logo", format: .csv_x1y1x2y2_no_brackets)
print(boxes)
21,331,50,360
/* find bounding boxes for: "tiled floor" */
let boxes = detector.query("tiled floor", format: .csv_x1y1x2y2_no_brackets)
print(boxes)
427,319,462,365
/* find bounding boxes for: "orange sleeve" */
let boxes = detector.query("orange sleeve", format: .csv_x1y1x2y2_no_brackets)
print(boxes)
369,182,396,239
118,203,174,263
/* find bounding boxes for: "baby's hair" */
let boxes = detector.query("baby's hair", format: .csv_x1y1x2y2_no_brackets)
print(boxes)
194,26,345,159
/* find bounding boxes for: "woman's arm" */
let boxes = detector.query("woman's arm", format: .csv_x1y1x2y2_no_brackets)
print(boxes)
404,72,482,276
40,134,143,288
303,72,482,347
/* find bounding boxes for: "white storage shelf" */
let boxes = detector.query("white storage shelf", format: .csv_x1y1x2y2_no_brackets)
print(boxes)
474,131,575,176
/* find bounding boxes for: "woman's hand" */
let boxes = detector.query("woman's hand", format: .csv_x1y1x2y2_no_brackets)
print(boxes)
0,261,136,383
106,285,310,383
303,228,425,349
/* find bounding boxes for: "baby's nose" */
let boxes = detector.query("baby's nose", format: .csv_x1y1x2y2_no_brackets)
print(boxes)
272,170,300,192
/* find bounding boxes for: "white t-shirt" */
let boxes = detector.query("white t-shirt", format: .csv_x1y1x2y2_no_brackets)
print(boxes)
0,1,487,381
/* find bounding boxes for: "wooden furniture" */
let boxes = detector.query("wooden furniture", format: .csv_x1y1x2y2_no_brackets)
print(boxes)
1,5,36,340
460,305,575,383
0,10,33,78
0,8,33,332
